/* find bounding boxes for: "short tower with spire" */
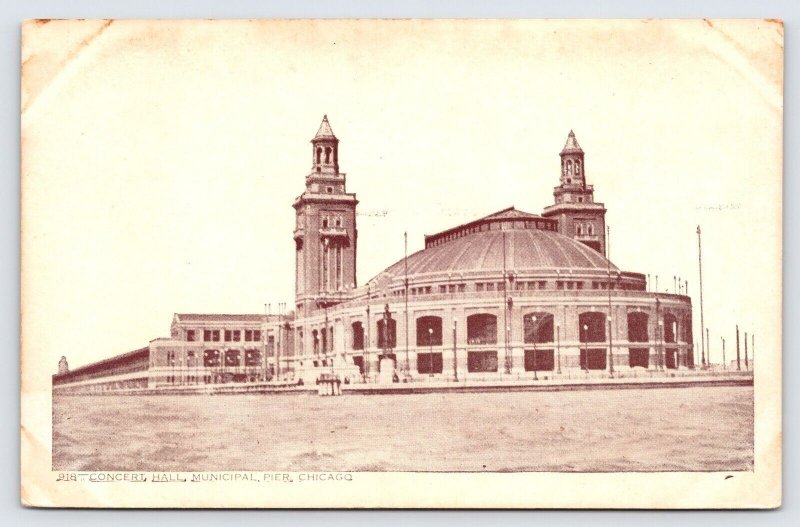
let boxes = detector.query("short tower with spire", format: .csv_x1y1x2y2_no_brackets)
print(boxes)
542,130,607,255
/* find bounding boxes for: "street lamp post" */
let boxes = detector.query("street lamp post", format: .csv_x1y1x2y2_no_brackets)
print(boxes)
721,337,726,370
365,284,371,381
532,315,538,381
428,327,434,377
452,320,458,382
556,323,561,375
745,331,749,371
673,320,678,368
582,323,588,372
697,226,706,369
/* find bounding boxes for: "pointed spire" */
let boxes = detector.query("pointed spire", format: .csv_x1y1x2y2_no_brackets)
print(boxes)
561,130,583,154
314,114,337,140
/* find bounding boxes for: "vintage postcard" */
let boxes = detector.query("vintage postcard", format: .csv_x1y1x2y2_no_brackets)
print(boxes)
20,19,782,508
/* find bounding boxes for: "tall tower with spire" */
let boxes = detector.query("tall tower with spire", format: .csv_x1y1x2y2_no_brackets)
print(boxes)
293,116,359,316
542,130,607,255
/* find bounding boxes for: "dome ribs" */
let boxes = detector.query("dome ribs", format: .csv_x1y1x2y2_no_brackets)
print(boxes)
368,222,619,286
449,235,480,272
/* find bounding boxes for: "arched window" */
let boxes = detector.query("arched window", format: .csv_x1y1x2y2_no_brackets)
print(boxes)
575,160,581,175
576,224,583,235
664,314,678,343
588,224,594,235
352,321,364,350
467,314,497,345
566,159,573,175
312,329,319,354
523,312,554,343
627,312,649,342
416,316,443,346
325,146,332,163
377,318,397,349
578,312,606,342
316,147,322,164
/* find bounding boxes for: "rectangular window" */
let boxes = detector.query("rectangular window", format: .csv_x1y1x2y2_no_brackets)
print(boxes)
352,356,365,375
629,348,649,368
539,281,547,289
576,281,584,289
579,348,607,370
245,329,253,341
476,283,485,292
439,285,447,293
567,281,574,290
486,283,495,291
457,284,466,293
467,351,498,373
186,330,196,342
253,330,262,341
557,281,564,290
212,330,220,342
417,352,443,374
204,330,212,342
224,330,232,342
448,284,456,293
233,330,241,342
524,349,555,371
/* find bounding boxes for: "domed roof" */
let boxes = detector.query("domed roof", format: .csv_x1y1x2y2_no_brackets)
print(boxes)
379,228,617,279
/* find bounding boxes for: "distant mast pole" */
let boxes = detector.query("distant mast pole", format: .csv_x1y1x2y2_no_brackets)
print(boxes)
697,225,706,368
606,225,614,377
404,231,410,378
502,231,510,374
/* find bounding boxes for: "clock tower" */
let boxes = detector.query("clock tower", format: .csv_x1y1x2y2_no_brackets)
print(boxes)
293,116,358,317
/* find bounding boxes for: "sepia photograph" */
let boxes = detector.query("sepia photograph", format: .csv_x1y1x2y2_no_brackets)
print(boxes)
20,18,782,508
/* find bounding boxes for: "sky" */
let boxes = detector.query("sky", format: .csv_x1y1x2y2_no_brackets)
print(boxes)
21,19,783,374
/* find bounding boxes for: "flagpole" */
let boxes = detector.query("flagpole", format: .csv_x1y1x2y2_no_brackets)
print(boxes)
404,231,410,380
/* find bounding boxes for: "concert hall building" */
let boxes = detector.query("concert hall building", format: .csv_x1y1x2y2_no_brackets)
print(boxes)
53,116,694,393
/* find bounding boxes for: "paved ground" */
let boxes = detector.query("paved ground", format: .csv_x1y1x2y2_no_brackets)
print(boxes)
52,385,753,472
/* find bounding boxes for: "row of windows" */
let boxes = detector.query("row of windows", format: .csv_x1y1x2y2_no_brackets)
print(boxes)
164,349,264,368
389,280,644,295
185,329,263,342
514,281,548,291
426,220,558,248
574,222,595,236
320,214,343,229
563,158,582,176
556,194,592,204
346,312,689,350
349,348,687,376
556,280,585,290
